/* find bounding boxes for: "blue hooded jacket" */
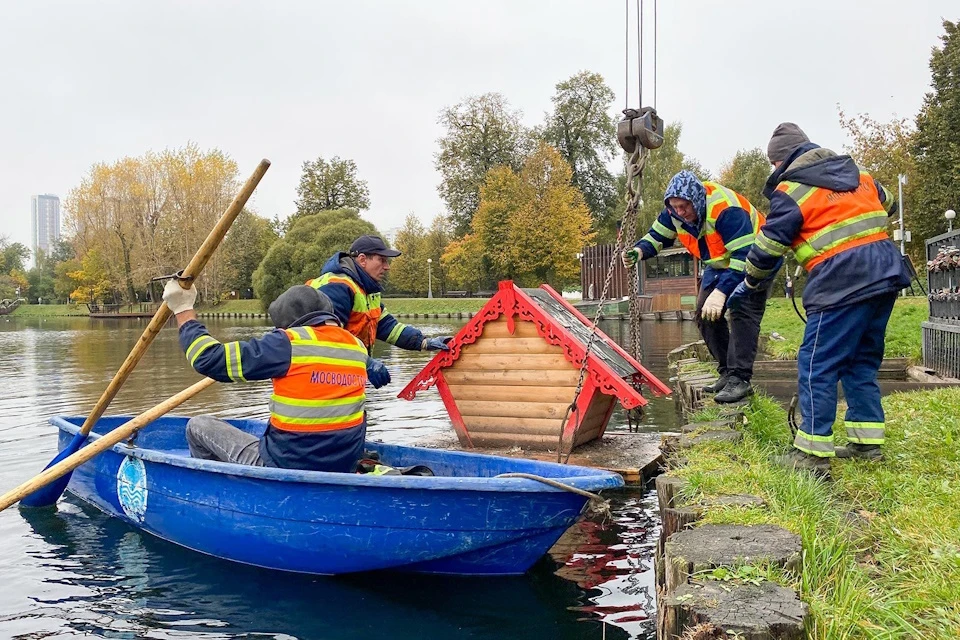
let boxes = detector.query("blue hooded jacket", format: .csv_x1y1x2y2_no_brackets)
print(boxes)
745,144,908,312
635,171,759,296
178,308,366,472
316,253,425,351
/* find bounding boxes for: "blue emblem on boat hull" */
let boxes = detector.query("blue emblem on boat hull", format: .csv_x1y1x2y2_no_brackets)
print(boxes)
117,456,148,522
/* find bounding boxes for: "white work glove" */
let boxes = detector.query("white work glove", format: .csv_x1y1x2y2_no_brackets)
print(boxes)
162,278,198,314
701,289,727,322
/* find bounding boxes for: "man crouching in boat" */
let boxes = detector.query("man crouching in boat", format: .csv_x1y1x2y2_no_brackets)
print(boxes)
162,280,391,472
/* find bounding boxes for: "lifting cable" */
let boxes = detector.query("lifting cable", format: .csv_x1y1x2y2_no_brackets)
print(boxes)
556,0,664,462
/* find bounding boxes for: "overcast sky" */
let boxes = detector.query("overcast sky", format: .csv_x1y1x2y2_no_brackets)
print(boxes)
1,0,955,258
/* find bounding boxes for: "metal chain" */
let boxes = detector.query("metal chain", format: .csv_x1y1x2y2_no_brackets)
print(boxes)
623,146,647,362
556,146,649,463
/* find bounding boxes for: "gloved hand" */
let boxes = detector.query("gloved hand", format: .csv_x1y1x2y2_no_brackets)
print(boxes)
700,289,727,321
422,336,453,351
726,281,752,311
366,358,391,388
162,278,197,314
622,247,641,268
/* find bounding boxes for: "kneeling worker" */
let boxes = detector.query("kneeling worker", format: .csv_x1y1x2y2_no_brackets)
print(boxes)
162,280,391,472
623,170,772,403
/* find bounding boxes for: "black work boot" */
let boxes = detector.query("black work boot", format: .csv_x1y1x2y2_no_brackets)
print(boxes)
775,449,831,477
703,375,730,394
714,376,753,403
835,443,883,460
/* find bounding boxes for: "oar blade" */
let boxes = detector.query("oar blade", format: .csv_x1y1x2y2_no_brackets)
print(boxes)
19,433,87,508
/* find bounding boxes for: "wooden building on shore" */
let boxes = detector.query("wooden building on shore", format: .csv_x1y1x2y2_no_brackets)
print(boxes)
580,244,699,311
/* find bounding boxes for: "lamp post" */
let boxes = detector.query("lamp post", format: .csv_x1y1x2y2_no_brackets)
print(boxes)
947,209,956,233
427,258,433,299
897,174,907,256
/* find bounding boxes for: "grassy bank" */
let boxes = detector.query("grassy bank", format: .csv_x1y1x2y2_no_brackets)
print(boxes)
760,297,926,362
9,303,88,317
675,385,960,638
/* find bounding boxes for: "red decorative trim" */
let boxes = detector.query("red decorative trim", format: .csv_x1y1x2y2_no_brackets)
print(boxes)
540,284,672,397
435,371,473,448
398,281,670,414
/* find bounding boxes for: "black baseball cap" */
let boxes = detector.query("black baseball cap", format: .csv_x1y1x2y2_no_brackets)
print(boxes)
349,235,401,258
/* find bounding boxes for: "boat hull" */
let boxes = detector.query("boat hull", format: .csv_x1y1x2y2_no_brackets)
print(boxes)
52,416,623,576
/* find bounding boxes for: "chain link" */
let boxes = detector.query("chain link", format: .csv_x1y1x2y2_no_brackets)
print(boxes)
557,146,648,463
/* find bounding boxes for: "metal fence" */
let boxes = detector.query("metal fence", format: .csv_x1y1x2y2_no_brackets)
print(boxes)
922,229,960,377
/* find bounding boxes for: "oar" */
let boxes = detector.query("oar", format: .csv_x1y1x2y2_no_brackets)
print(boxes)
0,378,216,513
19,159,271,508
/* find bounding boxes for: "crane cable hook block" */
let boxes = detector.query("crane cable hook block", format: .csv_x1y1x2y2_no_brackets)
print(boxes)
617,107,665,154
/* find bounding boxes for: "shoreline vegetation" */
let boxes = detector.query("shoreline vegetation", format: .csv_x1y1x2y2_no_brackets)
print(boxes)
673,380,960,638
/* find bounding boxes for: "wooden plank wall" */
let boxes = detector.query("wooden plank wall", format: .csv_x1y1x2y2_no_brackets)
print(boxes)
445,317,588,449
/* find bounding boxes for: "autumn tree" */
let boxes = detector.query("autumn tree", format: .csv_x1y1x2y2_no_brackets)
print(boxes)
387,214,429,295
64,250,113,304
27,239,74,303
539,71,619,232
65,146,241,303
838,109,919,261
435,93,530,235
913,19,960,249
444,144,594,290
423,215,452,294
294,156,371,220
219,210,278,297
252,209,382,309
718,148,770,212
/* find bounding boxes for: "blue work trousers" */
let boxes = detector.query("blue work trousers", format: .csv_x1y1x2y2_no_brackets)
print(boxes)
794,292,896,456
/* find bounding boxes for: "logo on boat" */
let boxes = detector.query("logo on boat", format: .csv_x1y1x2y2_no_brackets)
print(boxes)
117,456,148,522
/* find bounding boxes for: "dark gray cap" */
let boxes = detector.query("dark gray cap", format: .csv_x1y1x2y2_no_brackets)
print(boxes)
767,122,810,164
268,285,334,329
349,235,401,258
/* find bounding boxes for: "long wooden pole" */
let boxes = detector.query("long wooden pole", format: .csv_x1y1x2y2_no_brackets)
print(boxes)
17,158,270,508
76,158,271,440
0,378,216,513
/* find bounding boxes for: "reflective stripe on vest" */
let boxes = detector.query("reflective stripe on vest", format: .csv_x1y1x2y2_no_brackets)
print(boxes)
674,182,764,270
306,273,382,349
778,172,890,271
269,325,368,433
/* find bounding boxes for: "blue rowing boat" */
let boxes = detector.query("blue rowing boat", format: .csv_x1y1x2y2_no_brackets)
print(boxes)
50,415,623,576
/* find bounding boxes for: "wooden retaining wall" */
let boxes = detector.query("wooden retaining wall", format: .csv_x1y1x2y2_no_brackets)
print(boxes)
650,342,809,639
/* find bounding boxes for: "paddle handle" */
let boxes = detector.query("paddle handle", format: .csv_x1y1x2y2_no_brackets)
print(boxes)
76,159,270,438
0,378,216,512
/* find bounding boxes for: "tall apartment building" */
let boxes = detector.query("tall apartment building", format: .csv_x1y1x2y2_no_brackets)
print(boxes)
31,194,61,259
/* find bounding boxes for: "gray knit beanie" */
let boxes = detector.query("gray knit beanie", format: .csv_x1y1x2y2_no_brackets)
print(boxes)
766,123,810,164
268,285,332,329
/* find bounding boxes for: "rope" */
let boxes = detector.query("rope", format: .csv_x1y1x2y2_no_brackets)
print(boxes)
495,473,612,519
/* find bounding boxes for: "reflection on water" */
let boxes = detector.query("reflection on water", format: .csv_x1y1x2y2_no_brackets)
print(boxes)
0,315,697,639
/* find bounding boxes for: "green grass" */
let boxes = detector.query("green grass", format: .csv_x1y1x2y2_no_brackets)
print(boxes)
196,300,263,314
673,377,960,638
9,303,88,317
381,298,487,314
760,297,926,362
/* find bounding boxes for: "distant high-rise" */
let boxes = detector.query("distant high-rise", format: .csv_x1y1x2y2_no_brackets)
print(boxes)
31,194,61,259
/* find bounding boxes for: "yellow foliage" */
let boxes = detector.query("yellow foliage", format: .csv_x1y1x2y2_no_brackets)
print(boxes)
449,143,594,290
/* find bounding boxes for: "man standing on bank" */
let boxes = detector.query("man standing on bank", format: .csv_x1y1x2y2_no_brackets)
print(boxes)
731,123,908,474
307,235,453,357
624,170,771,403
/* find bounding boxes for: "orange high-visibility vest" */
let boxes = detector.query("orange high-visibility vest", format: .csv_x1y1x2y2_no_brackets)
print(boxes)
776,172,891,271
673,182,765,271
269,325,368,433
306,274,382,349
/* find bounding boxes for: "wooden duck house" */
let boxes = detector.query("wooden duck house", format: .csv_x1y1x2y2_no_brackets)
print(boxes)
399,281,671,452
